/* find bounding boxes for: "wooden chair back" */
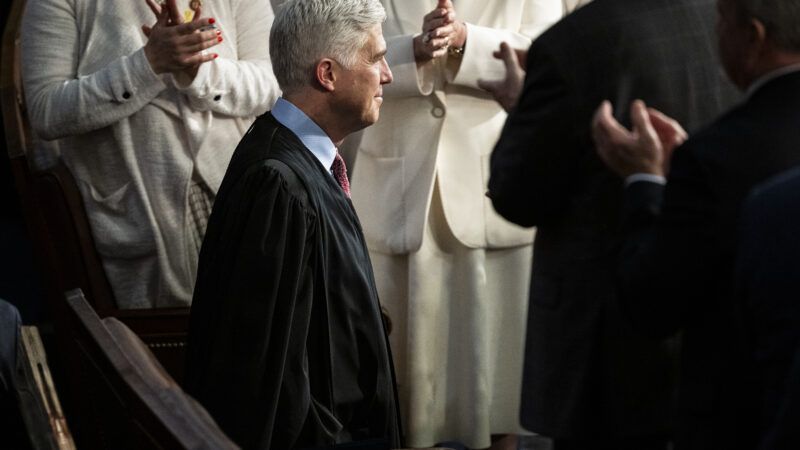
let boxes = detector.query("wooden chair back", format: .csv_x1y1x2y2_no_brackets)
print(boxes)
64,289,238,450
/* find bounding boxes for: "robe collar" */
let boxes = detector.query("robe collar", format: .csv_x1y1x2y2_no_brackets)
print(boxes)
271,97,338,173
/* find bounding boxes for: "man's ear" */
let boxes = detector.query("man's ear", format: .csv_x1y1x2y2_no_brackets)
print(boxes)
316,58,337,92
748,17,768,53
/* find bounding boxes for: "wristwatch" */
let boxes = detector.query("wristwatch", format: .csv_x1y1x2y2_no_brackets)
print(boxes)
448,20,467,58
448,44,464,58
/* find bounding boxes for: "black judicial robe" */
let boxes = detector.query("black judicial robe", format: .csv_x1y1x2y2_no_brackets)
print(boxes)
184,113,402,450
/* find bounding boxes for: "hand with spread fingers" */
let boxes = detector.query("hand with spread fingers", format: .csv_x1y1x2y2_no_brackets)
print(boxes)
413,0,466,63
478,42,526,112
592,99,688,178
142,0,221,80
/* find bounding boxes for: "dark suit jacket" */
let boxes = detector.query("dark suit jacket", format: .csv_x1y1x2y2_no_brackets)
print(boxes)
0,299,20,408
0,299,25,449
489,0,737,440
736,167,800,450
618,71,800,450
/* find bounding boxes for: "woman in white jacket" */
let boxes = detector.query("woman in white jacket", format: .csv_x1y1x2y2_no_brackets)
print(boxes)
350,0,580,448
22,0,280,308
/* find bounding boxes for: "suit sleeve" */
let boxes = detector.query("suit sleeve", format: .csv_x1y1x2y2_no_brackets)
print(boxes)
617,144,723,338
187,164,318,449
382,34,436,98
488,37,583,227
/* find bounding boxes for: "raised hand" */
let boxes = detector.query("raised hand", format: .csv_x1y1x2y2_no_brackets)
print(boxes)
592,100,686,178
414,2,454,62
413,0,467,63
478,42,526,112
439,0,466,50
646,106,688,171
142,0,221,81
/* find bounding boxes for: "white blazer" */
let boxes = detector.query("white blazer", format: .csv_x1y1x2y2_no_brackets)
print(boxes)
352,0,563,254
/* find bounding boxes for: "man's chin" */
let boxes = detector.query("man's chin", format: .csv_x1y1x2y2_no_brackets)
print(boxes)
363,110,381,127
351,115,380,134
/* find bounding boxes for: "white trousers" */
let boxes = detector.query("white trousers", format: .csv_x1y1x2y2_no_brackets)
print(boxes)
371,184,533,449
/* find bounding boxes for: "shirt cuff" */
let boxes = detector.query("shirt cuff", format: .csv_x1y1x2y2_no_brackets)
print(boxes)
383,34,434,97
625,173,666,187
107,47,166,103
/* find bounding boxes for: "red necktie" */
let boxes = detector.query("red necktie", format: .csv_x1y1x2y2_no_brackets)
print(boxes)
332,152,350,198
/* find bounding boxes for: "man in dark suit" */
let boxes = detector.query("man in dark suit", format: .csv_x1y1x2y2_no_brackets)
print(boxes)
184,0,401,448
737,168,800,450
592,0,800,448
485,0,737,448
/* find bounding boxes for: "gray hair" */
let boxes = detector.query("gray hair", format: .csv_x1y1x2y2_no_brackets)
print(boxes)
733,0,800,51
270,0,386,93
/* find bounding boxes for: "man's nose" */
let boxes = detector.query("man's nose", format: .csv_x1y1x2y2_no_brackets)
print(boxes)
381,58,393,84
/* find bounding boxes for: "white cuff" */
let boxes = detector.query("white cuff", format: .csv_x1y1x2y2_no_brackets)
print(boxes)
625,173,667,187
383,34,435,97
108,47,166,103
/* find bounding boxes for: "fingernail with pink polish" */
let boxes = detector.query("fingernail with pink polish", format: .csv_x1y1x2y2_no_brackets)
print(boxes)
208,18,216,24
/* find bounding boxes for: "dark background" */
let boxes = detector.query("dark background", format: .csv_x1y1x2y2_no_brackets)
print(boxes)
2,5,58,448
1,1,46,324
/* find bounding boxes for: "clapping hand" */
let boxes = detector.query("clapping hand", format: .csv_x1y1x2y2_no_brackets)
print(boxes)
592,100,688,178
478,42,527,112
413,0,467,63
142,0,222,81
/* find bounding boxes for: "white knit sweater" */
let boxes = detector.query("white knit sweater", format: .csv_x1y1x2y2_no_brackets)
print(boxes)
22,0,280,308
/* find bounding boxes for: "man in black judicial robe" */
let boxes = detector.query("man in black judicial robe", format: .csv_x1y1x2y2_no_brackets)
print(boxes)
184,1,400,448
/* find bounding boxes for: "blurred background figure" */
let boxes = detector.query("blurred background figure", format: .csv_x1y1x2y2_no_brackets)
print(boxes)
350,1,571,448
590,0,800,447
21,0,280,309
736,167,800,450
0,299,27,449
0,299,21,413
487,0,736,449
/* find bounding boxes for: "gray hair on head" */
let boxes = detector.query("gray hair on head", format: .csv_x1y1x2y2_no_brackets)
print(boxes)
270,0,386,94
733,0,800,52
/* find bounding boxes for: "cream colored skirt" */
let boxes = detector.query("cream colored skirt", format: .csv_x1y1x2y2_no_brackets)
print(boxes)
371,185,533,449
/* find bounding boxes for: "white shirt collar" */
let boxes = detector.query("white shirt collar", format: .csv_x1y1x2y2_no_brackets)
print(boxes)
271,97,337,172
745,63,800,99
